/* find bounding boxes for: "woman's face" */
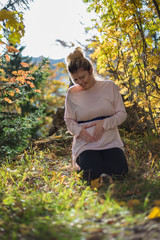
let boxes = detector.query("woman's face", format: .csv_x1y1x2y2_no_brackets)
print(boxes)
71,68,95,90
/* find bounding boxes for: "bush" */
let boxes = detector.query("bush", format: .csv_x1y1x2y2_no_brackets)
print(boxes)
0,108,45,160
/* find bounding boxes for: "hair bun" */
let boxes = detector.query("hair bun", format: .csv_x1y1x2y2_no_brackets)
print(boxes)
67,47,84,64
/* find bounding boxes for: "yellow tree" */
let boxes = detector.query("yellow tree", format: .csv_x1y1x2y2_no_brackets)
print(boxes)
33,61,69,135
84,0,160,133
0,9,25,46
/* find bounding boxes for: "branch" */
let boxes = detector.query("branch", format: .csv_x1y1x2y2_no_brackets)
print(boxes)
152,0,160,19
4,0,34,11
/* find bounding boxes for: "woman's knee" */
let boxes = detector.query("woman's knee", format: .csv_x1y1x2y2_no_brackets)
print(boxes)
103,148,129,175
76,150,101,169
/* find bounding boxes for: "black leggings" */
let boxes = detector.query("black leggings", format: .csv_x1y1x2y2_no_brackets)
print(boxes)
76,148,128,181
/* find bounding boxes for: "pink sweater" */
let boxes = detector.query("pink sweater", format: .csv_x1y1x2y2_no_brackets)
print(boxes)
64,80,127,168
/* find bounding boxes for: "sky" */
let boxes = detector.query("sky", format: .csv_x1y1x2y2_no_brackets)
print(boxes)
18,0,95,59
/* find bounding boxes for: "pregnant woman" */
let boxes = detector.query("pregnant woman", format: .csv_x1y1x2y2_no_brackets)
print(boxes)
64,47,128,181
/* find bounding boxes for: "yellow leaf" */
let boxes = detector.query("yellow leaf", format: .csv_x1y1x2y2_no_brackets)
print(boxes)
148,207,160,219
0,9,13,21
42,176,47,181
0,69,4,74
59,175,65,184
120,87,128,95
53,135,62,139
9,90,15,97
91,178,103,189
124,101,134,107
117,201,126,206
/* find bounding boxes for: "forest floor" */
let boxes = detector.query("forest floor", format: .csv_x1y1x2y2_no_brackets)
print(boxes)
0,129,160,240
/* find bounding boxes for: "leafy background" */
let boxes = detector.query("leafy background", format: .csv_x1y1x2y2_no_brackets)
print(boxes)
0,0,160,239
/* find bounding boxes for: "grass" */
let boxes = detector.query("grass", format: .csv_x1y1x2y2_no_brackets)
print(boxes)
0,130,160,240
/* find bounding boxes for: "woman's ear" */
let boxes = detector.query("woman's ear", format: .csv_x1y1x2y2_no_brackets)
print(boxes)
89,67,93,75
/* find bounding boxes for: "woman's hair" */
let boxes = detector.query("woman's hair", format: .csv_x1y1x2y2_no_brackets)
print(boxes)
66,47,92,74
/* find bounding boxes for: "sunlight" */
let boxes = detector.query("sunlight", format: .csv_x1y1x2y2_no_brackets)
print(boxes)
20,0,94,59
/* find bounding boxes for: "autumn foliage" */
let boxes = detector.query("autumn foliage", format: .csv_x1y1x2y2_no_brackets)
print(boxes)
0,9,25,45
0,49,47,158
0,7,68,159
0,9,47,158
0,3,160,239
84,0,160,134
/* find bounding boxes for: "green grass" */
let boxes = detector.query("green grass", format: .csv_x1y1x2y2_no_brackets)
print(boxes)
0,131,160,240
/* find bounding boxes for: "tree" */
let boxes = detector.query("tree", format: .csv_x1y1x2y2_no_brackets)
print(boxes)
0,50,50,159
2,45,32,75
0,6,48,160
83,0,160,134
0,0,34,11
0,9,25,46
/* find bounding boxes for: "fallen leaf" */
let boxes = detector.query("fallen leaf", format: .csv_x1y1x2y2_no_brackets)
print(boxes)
59,175,65,183
106,219,116,225
86,234,102,240
99,198,105,204
19,224,30,234
127,199,140,208
117,201,126,206
148,206,160,219
153,200,160,206
91,178,103,189
84,227,103,233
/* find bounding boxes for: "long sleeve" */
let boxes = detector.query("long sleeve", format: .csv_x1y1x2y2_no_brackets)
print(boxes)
64,80,126,165
64,92,82,137
102,84,127,130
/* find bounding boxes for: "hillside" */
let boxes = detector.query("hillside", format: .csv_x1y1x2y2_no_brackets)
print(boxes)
31,56,65,69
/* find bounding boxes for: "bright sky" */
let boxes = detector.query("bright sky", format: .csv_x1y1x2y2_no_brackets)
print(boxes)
19,0,95,59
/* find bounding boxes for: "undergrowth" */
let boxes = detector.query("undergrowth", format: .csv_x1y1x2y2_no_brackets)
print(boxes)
0,131,160,240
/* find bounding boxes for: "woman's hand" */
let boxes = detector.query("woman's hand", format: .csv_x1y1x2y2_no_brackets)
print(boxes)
92,120,104,141
79,125,94,143
79,120,104,142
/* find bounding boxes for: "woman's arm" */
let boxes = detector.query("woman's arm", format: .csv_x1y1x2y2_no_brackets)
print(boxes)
102,83,127,130
64,93,82,137
91,83,126,141
64,91,95,142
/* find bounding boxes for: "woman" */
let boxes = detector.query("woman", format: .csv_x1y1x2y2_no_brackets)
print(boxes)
64,47,128,181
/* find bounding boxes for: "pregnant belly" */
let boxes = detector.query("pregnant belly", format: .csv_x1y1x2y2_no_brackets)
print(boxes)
73,124,116,154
